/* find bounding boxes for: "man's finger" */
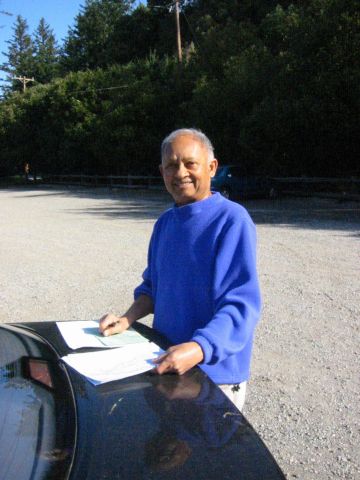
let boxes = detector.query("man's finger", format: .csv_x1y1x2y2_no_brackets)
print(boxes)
102,323,122,337
100,319,123,336
152,352,168,364
99,314,114,330
99,314,120,335
154,357,173,375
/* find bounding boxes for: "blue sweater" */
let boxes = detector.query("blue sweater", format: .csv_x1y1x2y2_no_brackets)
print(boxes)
134,192,261,384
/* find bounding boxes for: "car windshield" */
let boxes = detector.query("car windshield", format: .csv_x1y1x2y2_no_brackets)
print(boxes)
0,325,76,480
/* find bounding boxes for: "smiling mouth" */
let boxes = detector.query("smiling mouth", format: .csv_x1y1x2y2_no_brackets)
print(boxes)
173,181,193,187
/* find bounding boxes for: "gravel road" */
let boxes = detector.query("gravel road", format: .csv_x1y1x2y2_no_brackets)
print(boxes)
1,186,359,479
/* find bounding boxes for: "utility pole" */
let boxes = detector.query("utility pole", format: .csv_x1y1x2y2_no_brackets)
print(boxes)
152,1,182,63
174,0,182,63
14,76,35,92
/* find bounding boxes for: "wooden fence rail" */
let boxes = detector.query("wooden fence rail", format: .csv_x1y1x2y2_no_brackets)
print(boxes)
11,173,359,199
45,174,164,190
44,174,360,192
273,176,360,198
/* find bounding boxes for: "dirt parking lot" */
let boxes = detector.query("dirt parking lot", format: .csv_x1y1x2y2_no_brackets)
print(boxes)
1,186,359,479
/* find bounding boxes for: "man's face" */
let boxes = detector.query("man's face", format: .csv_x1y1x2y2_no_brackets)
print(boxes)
160,135,218,206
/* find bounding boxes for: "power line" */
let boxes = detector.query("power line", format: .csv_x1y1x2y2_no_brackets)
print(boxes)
181,9,209,68
181,10,201,52
64,84,128,95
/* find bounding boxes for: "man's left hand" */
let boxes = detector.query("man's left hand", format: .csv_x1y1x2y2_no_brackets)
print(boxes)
153,342,204,375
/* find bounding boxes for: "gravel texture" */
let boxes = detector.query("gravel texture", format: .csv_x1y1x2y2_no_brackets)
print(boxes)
1,186,359,479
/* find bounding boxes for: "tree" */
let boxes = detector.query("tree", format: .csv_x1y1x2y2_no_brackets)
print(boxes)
61,0,135,72
0,0,358,178
1,15,34,93
32,18,60,84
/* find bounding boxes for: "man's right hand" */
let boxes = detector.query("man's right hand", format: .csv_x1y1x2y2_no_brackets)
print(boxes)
99,295,154,337
99,313,131,337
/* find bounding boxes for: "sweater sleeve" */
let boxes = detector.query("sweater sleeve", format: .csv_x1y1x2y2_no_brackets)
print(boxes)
191,217,261,365
134,233,154,301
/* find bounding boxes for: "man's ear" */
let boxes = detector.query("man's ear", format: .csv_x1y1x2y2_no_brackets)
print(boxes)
209,158,218,178
159,164,164,176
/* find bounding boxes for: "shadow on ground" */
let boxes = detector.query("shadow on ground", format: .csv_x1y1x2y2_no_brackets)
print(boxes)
3,185,360,233
244,198,360,236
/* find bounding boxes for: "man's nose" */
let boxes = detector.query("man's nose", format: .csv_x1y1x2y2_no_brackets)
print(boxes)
175,163,188,177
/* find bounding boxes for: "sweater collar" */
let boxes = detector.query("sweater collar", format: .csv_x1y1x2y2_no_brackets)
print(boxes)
172,192,223,220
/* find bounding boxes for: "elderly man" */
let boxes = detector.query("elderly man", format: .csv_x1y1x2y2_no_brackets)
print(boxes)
99,128,261,411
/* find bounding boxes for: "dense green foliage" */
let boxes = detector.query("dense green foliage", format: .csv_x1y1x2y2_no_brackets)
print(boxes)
0,0,358,177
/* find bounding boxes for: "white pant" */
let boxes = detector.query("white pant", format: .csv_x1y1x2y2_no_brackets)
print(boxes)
218,381,247,412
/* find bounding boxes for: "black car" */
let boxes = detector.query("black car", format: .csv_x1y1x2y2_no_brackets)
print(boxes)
211,165,278,200
0,321,286,480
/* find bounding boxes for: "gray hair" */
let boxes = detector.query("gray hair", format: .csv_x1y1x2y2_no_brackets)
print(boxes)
161,128,215,163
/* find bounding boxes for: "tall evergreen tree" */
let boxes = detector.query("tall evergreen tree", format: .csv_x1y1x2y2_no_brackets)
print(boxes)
32,18,59,84
1,15,34,93
61,0,135,72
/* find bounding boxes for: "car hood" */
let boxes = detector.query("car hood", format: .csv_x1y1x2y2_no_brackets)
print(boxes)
1,322,286,480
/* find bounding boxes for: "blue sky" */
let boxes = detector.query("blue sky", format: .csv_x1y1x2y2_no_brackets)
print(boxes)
0,0,83,76
0,0,143,83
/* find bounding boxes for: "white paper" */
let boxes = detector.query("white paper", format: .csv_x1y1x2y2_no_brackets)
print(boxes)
56,320,148,350
62,342,163,384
